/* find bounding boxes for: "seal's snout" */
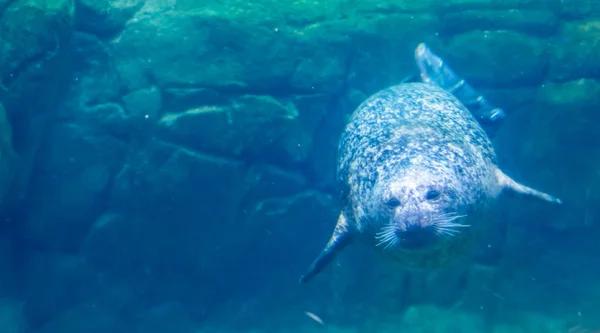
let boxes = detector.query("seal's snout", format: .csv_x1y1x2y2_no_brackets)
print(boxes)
397,223,437,249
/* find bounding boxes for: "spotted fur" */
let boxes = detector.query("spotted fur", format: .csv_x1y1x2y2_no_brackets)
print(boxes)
339,82,497,266
299,82,561,284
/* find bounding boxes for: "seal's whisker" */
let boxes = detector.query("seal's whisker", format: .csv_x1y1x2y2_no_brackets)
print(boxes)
435,228,457,237
375,226,396,239
434,228,452,237
383,237,398,249
375,224,399,248
436,222,470,228
376,234,396,245
435,226,461,235
376,235,396,246
432,213,467,224
436,211,462,218
434,213,471,237
436,229,459,238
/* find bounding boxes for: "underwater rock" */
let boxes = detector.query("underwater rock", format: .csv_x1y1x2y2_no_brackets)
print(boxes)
80,138,334,278
22,123,128,252
82,139,250,272
539,79,600,109
35,282,138,333
0,104,15,207
241,164,308,204
75,0,145,38
14,0,600,330
551,0,600,19
548,20,600,81
443,30,548,87
60,33,121,118
22,252,98,328
162,88,229,114
135,302,199,333
157,93,328,164
441,9,559,37
237,190,338,271
516,79,600,229
517,79,600,176
0,0,75,207
0,233,17,299
0,298,25,333
122,86,162,121
60,32,164,139
111,8,351,93
345,13,442,96
491,313,567,333
157,95,298,158
441,0,550,11
399,304,486,333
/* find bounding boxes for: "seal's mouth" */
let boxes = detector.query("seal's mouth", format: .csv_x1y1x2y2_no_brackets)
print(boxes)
375,212,470,250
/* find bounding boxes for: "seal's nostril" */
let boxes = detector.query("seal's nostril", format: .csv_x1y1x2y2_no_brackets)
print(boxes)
386,198,401,208
426,189,441,201
398,225,436,249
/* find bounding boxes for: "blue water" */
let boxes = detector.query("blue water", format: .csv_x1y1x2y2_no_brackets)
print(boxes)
0,1,599,332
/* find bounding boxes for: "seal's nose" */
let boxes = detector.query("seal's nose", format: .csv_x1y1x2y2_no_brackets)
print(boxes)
397,224,436,249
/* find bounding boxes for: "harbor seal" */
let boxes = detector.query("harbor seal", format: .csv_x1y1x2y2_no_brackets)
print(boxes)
299,45,561,284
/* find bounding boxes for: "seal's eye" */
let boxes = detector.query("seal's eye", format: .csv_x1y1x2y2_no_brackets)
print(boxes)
425,189,441,201
385,198,401,208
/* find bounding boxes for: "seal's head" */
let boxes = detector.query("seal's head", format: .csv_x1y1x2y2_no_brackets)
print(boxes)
372,166,472,254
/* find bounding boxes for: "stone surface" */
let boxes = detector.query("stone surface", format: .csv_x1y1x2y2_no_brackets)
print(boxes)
22,123,128,252
35,282,138,333
0,104,14,205
8,0,600,332
75,0,145,37
157,95,297,157
0,234,15,296
0,0,75,208
157,93,329,164
441,9,559,37
442,30,549,87
111,9,352,93
0,298,25,333
548,20,600,81
59,33,126,135
81,139,251,272
440,0,552,11
22,252,99,327
551,0,600,19
345,13,442,95
399,305,486,332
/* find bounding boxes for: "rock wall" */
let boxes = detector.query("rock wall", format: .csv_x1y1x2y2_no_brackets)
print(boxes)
8,0,600,332
0,0,74,206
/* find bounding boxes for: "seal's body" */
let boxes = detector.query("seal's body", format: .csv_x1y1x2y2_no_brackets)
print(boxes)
299,81,561,284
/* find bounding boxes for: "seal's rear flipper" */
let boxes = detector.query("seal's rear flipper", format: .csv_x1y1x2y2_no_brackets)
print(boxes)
414,42,506,138
496,168,562,204
299,212,352,284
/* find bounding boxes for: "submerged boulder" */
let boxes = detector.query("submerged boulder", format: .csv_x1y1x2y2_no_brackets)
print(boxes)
0,0,75,210
0,104,14,206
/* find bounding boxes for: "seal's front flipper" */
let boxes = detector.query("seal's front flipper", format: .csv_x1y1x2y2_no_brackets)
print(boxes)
496,168,562,204
299,212,352,284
